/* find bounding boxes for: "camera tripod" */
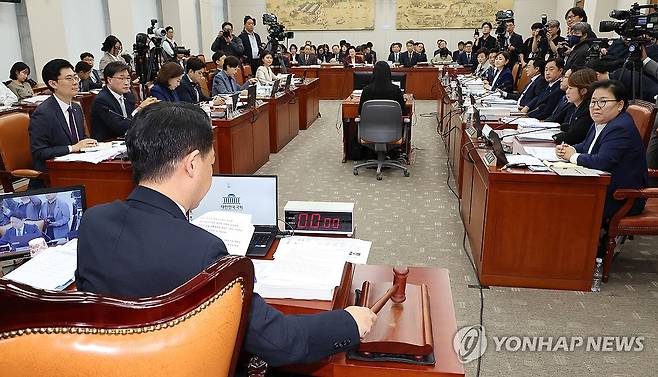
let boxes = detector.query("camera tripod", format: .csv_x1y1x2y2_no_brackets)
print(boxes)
618,42,644,100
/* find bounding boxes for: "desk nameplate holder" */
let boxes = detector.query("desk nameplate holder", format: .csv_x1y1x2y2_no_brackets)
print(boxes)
483,151,497,167
332,264,435,366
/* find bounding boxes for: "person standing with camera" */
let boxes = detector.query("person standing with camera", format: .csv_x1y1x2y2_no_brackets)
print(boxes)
211,22,244,58
474,22,498,52
162,26,178,61
539,20,565,60
564,22,593,71
239,16,263,76
501,20,524,66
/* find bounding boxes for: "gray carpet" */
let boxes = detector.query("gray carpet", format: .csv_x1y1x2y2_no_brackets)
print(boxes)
256,100,658,377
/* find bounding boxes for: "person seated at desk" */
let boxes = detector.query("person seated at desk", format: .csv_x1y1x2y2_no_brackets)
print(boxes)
431,48,453,64
387,42,403,65
457,41,475,67
329,44,342,63
474,22,499,52
287,44,300,66
90,62,158,141
80,52,103,86
211,56,257,96
176,57,224,106
483,51,514,92
75,101,377,368
150,62,184,102
556,80,647,227
343,46,364,66
12,196,42,220
255,51,279,85
29,59,97,188
521,58,565,120
483,50,498,83
502,57,547,109
299,45,319,66
543,69,574,125
316,45,330,63
452,41,465,61
0,82,18,106
433,39,448,57
75,61,102,92
362,45,376,64
358,61,407,116
99,35,126,74
414,42,428,63
210,51,226,74
40,192,71,240
400,40,418,68
0,215,42,250
7,62,34,100
472,48,491,79
552,68,596,145
1,199,17,225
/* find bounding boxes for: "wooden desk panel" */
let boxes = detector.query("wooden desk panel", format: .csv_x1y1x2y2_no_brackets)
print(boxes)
265,91,299,153
297,78,321,129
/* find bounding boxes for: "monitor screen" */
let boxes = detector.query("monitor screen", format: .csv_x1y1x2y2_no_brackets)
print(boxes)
0,186,86,252
190,175,277,226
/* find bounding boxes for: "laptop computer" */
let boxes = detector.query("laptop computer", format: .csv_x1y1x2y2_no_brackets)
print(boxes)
190,175,278,257
0,185,86,260
270,79,281,98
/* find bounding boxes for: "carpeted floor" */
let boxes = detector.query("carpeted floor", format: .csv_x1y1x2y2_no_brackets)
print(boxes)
256,100,658,377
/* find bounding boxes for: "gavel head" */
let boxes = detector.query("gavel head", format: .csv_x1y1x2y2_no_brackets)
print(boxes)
392,266,409,303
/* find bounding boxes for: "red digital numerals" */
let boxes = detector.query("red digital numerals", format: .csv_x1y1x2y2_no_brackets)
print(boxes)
296,213,341,230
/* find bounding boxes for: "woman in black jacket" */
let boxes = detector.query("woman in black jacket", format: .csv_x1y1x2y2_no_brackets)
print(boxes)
358,61,407,115
552,68,597,145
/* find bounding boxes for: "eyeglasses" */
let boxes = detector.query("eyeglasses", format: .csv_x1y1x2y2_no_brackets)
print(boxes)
589,99,619,108
58,75,80,83
111,76,132,82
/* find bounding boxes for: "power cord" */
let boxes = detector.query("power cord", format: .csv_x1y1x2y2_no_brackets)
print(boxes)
276,217,295,238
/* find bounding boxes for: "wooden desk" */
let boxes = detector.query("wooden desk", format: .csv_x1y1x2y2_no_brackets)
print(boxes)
263,90,300,153
46,106,272,207
341,94,414,162
211,103,270,174
458,132,611,291
289,66,443,100
296,78,321,130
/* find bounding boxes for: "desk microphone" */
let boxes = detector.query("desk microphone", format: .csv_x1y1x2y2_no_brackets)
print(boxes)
500,126,556,139
474,89,502,101
497,114,528,127
105,107,132,122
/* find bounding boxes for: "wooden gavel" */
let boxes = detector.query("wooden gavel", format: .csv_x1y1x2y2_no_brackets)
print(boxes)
360,266,409,314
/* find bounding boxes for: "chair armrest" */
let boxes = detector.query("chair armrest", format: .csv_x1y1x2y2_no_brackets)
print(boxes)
649,168,658,178
12,169,45,179
613,188,658,200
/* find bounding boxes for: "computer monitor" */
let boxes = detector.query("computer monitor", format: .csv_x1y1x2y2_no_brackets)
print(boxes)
0,185,86,254
247,84,257,107
190,175,278,228
352,72,407,90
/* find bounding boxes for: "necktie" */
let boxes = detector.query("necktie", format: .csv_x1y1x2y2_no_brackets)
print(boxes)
395,53,398,62
17,227,22,237
118,96,127,117
67,107,80,143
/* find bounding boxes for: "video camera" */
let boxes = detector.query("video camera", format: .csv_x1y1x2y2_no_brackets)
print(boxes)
494,10,514,36
537,14,548,38
262,13,294,42
600,2,658,39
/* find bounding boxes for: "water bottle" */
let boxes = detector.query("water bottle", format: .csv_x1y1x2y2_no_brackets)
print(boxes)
591,258,603,292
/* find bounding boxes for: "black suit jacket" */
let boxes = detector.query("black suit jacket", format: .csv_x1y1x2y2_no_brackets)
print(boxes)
505,76,548,107
358,83,407,116
238,30,262,62
564,40,591,71
552,100,592,145
387,52,402,64
176,74,211,104
503,33,524,63
545,95,575,124
29,95,86,172
457,52,475,66
75,186,360,367
299,54,318,65
526,81,565,120
400,51,419,67
90,87,135,142
475,35,498,52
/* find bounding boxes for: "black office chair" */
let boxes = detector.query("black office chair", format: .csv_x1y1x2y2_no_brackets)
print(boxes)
353,100,410,180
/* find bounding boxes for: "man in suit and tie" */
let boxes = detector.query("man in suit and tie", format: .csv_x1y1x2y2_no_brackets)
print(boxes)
387,43,403,65
400,40,417,67
176,57,225,106
502,58,547,109
80,52,102,83
522,58,565,120
40,193,71,240
239,16,263,76
90,62,158,141
0,215,42,249
501,20,524,66
329,44,342,62
458,41,475,67
29,59,97,188
298,45,318,66
75,102,377,369
12,196,42,221
75,61,102,92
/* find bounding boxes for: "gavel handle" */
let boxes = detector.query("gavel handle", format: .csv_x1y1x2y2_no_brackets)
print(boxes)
369,285,398,314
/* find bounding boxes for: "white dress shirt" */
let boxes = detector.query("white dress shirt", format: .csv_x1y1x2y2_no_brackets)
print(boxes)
53,94,79,152
246,32,260,59
569,123,607,164
490,69,502,87
517,74,539,105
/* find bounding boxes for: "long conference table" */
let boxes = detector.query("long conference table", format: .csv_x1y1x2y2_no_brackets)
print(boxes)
438,81,610,291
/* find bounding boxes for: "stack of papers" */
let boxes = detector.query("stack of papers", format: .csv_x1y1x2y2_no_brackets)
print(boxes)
3,240,78,291
523,146,563,162
252,236,371,300
54,144,127,164
501,117,561,129
21,95,50,104
515,129,560,142
504,154,544,166
192,211,254,256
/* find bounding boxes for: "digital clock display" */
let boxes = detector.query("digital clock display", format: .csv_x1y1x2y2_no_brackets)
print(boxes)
285,211,353,234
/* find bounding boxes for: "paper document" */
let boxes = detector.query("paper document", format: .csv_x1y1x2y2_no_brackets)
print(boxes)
191,211,254,256
3,240,78,291
523,146,564,162
504,154,544,166
515,130,560,142
54,144,126,164
252,236,371,300
20,95,51,104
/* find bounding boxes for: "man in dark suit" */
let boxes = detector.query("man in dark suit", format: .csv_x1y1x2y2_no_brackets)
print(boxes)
239,16,263,76
0,215,42,249
298,45,319,65
501,20,524,66
80,52,102,83
387,43,403,64
564,22,593,71
474,22,498,52
457,41,475,66
400,40,418,67
90,62,157,141
177,57,211,104
75,102,377,368
452,41,465,61
523,58,565,120
503,58,547,108
75,61,102,91
29,59,97,187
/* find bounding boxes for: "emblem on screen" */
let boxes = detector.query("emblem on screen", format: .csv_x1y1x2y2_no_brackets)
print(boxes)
220,194,244,211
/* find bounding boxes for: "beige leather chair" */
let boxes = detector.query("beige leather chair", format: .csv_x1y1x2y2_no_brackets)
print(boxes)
0,256,254,377
0,112,48,186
